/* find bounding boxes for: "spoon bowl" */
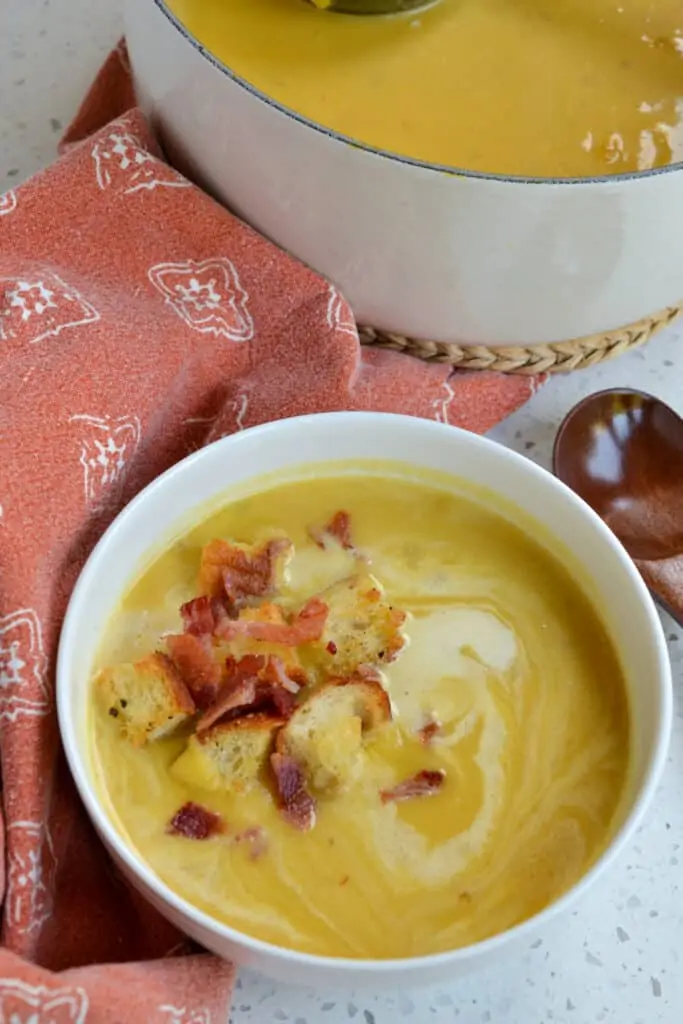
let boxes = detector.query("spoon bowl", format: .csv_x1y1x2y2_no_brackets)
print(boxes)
306,0,439,13
554,387,683,624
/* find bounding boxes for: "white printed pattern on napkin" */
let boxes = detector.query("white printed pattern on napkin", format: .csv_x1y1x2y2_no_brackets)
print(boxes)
69,414,142,513
0,979,89,1023
0,610,50,722
0,271,100,346
326,284,357,338
92,118,191,196
148,258,255,342
0,190,17,217
432,377,457,424
6,819,57,937
160,1006,213,1024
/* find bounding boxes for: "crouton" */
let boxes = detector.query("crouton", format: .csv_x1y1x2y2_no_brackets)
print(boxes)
171,712,285,794
275,677,391,793
317,574,407,676
96,652,196,747
198,535,292,612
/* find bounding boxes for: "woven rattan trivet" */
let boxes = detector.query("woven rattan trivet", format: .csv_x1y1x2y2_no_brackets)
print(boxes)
359,301,683,375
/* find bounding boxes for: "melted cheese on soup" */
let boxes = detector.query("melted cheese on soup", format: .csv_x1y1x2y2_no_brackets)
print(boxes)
166,0,683,177
90,471,630,958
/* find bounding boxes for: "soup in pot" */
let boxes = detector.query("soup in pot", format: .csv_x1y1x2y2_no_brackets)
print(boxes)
90,468,630,958
164,0,683,178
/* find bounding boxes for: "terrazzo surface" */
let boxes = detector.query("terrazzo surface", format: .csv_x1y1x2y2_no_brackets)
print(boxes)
3,1,682,1020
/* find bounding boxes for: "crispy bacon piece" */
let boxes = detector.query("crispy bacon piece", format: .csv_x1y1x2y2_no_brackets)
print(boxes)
261,655,301,694
217,597,328,647
355,664,383,682
256,658,301,717
417,720,441,745
166,633,222,710
196,677,258,733
196,654,301,732
310,510,354,551
327,510,353,549
180,594,230,635
234,826,268,860
267,685,298,718
380,769,446,805
270,752,317,831
291,597,329,642
226,653,266,680
167,802,225,839
261,655,306,712
199,537,292,614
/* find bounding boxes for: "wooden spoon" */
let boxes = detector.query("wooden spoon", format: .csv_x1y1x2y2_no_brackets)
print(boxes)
553,388,683,625
306,0,439,14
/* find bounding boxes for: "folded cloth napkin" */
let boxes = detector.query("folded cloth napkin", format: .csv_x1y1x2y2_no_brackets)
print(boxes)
0,43,540,1021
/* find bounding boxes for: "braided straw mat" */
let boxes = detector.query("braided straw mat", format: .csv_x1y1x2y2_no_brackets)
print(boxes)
360,301,683,375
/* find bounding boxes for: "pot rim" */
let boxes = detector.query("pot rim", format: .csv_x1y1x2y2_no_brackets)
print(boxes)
148,0,683,188
57,410,672,978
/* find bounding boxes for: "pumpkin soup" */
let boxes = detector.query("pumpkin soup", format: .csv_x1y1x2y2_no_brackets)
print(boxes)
166,0,683,177
90,471,629,958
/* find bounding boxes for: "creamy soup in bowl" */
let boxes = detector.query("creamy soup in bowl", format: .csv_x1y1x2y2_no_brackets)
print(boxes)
58,413,671,988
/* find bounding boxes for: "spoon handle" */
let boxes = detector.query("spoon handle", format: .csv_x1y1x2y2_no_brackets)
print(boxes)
634,555,683,629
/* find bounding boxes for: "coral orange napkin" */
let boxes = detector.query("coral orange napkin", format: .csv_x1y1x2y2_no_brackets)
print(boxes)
0,44,539,1021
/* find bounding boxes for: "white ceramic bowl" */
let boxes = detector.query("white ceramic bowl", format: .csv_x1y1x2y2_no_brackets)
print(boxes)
58,413,671,989
123,0,683,346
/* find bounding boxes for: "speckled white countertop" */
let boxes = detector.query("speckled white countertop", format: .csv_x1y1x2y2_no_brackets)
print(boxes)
3,2,683,1021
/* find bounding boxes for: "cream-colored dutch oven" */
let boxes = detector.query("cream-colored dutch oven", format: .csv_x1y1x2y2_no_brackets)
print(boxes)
123,0,683,347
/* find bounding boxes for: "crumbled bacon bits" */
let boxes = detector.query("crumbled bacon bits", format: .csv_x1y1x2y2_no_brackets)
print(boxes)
196,676,259,734
355,663,383,683
217,597,328,647
166,632,222,710
293,597,329,642
310,510,354,550
180,594,230,635
261,654,301,694
196,654,302,732
262,677,298,718
199,537,292,615
380,769,446,805
167,802,225,839
234,826,268,860
270,752,317,831
417,719,441,745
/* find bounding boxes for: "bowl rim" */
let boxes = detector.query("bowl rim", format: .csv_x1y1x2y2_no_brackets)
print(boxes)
57,411,672,974
145,0,683,188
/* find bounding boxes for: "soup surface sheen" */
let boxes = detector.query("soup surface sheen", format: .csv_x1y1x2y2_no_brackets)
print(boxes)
166,0,683,177
91,470,629,958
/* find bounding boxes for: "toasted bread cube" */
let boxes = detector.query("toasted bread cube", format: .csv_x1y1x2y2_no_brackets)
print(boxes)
319,574,407,676
171,713,285,794
276,677,391,793
96,652,195,747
